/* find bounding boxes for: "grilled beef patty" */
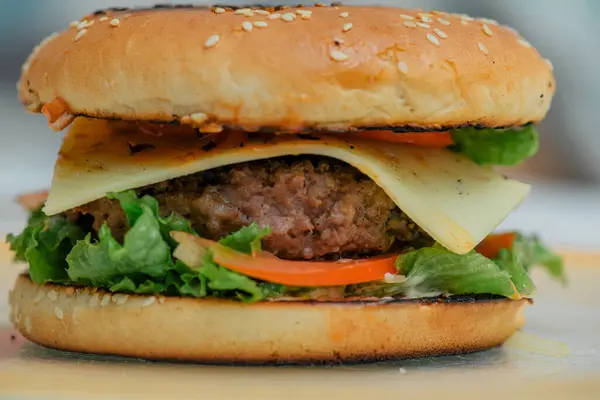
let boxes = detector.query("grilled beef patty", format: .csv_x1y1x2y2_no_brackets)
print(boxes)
64,156,432,259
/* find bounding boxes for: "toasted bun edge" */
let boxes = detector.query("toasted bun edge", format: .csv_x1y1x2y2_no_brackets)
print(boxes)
10,275,527,363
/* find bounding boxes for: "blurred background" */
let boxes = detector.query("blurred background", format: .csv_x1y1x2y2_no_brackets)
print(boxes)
0,0,598,249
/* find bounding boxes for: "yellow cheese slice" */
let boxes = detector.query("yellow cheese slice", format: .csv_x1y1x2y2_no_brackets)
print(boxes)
44,118,530,254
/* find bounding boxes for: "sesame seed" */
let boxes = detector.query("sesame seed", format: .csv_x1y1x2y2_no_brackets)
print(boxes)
214,7,226,14
419,15,433,23
77,21,88,30
47,290,58,301
25,316,32,334
482,24,493,36
110,18,120,27
255,10,270,16
113,294,129,305
281,12,296,22
100,294,111,307
426,33,440,46
33,290,45,304
434,28,447,39
235,8,250,15
343,23,353,32
70,20,80,28
242,21,253,32
300,14,311,20
481,17,499,26
421,12,434,18
204,34,220,48
400,14,414,20
54,307,64,320
268,13,281,20
517,38,532,48
330,49,349,61
478,42,489,55
339,12,349,18
403,21,417,28
140,297,157,307
99,16,108,22
74,29,87,41
296,9,312,17
461,19,469,26
397,61,408,74
416,22,431,29
88,294,100,307
438,18,451,25
243,10,254,17
254,21,268,28
461,14,475,21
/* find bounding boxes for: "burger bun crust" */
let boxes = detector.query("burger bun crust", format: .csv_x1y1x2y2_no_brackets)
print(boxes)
10,275,527,363
19,5,554,132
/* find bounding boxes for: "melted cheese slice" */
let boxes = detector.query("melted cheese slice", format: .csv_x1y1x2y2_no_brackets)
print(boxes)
45,118,530,254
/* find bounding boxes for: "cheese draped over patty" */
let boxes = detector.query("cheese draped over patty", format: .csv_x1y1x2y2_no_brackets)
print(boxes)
44,118,530,254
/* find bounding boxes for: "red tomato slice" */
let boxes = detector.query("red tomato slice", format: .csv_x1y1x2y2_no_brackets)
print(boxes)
350,130,454,147
172,232,398,286
476,232,516,259
17,190,48,211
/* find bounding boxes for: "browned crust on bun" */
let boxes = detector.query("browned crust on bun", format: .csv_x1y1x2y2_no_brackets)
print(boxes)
10,275,527,364
19,5,554,132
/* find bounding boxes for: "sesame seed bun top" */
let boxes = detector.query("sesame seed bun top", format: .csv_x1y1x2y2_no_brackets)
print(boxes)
19,4,555,132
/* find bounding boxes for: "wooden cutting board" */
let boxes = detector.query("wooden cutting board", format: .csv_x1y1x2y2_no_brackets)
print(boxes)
0,243,599,399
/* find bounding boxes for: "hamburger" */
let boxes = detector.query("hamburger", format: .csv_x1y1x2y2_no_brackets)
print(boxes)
7,4,565,364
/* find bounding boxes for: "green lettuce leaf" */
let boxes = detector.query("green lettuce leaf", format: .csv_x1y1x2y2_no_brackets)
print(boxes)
348,234,565,299
7,209,47,263
65,191,267,301
6,192,275,302
398,245,523,298
452,124,539,166
6,209,85,284
108,191,195,246
500,233,566,284
218,224,271,254
65,191,179,283
347,245,521,299
66,219,173,283
196,251,263,301
173,225,273,301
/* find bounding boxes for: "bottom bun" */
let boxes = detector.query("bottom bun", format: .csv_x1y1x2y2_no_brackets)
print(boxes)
9,274,527,364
